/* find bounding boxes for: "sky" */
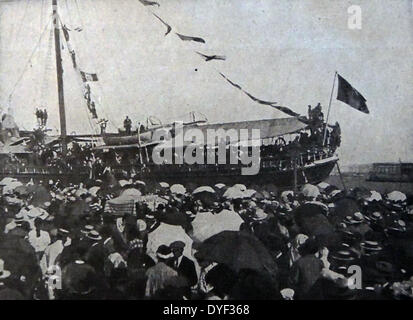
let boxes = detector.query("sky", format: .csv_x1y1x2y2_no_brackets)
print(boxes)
0,0,412,166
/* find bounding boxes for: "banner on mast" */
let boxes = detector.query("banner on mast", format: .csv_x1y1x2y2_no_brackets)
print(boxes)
80,71,99,83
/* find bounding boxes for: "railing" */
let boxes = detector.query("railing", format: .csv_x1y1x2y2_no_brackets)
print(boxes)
0,165,90,176
109,147,336,176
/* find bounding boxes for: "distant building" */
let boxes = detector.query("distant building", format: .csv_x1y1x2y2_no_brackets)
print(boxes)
368,162,413,182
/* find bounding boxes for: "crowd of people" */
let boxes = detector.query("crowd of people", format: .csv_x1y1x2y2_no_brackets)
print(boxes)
0,173,412,300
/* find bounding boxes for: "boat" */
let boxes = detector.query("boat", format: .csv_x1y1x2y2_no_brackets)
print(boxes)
0,0,341,189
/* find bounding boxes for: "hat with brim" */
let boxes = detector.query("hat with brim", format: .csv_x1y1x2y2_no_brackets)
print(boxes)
387,219,406,233
0,260,11,280
86,230,102,241
156,245,173,260
353,212,365,223
330,250,357,263
361,241,383,253
170,240,185,249
367,211,383,222
58,228,70,236
81,225,94,235
252,208,268,221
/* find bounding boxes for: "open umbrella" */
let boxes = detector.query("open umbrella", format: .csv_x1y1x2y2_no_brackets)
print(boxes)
192,186,218,206
317,182,330,191
214,183,226,190
146,223,193,261
223,186,246,200
159,182,170,189
137,194,169,211
193,186,215,194
170,184,186,195
121,188,142,198
301,184,320,199
14,185,30,196
105,194,136,216
243,189,257,199
190,209,243,242
29,185,52,207
0,177,18,186
233,184,247,192
89,186,100,197
2,180,24,195
364,190,382,202
387,191,407,202
195,231,277,274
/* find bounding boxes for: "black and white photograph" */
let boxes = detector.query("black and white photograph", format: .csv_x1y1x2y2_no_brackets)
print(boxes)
0,0,412,305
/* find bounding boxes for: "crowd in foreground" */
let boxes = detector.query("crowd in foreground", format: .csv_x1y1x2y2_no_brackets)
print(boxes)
0,173,412,300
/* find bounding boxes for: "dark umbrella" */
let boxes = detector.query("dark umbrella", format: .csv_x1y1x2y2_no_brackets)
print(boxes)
192,187,218,206
195,231,278,275
294,203,338,247
0,234,40,297
14,185,30,197
329,197,361,226
28,185,52,207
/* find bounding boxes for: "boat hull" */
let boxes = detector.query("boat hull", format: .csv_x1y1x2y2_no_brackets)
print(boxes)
115,156,339,189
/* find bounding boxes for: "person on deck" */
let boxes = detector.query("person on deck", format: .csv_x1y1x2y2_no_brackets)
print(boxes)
42,109,48,126
123,116,132,135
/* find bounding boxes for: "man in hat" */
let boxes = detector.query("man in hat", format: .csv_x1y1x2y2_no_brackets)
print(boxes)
345,212,372,239
40,228,70,276
145,245,178,298
288,239,324,300
169,241,197,289
145,213,160,233
250,207,285,258
27,218,51,261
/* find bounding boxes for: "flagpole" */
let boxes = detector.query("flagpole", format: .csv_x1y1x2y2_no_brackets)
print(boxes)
322,71,338,146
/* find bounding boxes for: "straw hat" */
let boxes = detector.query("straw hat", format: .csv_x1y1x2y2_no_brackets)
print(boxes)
0,259,11,280
86,230,102,241
252,208,268,221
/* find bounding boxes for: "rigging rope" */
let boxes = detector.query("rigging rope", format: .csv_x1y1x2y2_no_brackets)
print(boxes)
39,25,54,108
13,0,31,51
7,16,53,112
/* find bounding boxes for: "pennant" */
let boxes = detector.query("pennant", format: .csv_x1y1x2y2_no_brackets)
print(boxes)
336,74,369,114
219,73,277,105
62,25,70,42
138,0,160,7
176,33,206,43
80,71,98,82
153,13,172,36
196,51,226,62
219,72,307,120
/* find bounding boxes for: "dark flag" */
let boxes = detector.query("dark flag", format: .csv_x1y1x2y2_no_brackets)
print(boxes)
80,71,98,82
336,74,369,114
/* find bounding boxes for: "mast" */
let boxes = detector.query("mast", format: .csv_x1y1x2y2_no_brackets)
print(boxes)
52,0,68,156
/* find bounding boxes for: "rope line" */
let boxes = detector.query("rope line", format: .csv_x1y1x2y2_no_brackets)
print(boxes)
7,15,53,112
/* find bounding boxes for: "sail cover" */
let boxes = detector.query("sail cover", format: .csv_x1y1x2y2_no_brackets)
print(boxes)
162,117,308,149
